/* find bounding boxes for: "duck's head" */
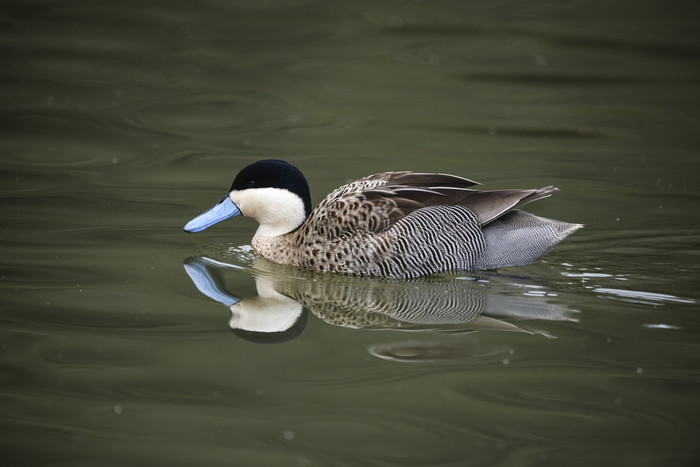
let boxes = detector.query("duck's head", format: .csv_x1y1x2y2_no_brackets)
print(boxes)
184,159,312,237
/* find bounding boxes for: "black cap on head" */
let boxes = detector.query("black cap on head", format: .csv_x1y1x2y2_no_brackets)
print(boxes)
230,159,312,218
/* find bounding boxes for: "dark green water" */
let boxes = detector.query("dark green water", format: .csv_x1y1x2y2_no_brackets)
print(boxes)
2,1,699,466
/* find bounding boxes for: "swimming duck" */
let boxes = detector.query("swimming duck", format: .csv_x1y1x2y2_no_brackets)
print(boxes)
184,159,581,279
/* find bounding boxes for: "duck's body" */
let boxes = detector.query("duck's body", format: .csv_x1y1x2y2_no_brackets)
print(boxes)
185,160,581,279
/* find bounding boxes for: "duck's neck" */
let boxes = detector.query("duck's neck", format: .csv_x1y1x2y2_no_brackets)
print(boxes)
252,231,303,266
229,187,309,264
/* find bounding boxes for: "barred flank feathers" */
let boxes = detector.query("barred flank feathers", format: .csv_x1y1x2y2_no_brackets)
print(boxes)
379,206,486,279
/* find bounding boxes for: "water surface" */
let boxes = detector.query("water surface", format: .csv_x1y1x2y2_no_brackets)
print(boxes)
1,1,699,466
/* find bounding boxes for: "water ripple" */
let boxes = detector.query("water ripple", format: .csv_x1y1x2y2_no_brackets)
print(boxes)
594,288,695,305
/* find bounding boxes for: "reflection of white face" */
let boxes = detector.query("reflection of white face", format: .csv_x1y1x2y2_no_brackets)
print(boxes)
229,188,306,238
228,276,303,333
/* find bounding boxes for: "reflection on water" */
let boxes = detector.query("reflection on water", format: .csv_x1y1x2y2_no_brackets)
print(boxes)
184,250,580,356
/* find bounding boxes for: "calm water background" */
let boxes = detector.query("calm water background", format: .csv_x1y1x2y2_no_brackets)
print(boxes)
2,1,699,466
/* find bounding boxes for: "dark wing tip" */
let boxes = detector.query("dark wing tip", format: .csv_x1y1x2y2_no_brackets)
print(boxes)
524,186,560,204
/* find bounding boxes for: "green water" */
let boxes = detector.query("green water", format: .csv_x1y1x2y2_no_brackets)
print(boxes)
2,1,699,465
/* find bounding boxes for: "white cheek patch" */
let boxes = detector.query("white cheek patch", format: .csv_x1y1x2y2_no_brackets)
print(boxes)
230,188,306,237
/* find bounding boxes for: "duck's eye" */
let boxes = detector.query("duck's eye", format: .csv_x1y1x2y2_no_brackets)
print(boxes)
247,180,256,188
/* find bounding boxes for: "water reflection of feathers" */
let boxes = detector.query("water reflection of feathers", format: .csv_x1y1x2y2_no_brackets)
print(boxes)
184,255,577,343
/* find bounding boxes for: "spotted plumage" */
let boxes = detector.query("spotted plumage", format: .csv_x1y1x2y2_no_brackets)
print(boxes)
184,159,582,279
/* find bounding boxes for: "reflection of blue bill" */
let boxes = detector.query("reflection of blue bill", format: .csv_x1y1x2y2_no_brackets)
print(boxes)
183,259,240,308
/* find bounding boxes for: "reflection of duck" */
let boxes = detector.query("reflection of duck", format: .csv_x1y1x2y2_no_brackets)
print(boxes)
184,160,581,279
183,256,577,343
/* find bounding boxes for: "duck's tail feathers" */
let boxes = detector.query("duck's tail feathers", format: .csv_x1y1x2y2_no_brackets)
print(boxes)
476,210,582,270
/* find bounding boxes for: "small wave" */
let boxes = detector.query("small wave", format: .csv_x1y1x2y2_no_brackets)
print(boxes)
594,288,695,305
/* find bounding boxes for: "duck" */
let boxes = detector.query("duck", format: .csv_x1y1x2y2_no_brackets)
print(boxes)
184,159,581,279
